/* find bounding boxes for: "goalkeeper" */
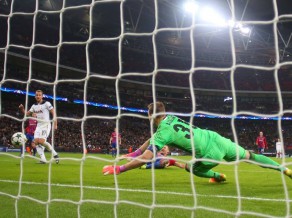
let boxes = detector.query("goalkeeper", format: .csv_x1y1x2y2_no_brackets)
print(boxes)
103,102,292,182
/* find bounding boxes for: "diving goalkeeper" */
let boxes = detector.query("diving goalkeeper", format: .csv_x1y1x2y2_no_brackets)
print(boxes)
103,102,292,182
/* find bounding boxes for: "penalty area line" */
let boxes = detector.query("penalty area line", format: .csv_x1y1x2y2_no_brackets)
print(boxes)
0,179,290,203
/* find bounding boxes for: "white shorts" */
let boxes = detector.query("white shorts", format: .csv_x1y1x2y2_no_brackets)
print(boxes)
276,146,282,153
34,124,51,140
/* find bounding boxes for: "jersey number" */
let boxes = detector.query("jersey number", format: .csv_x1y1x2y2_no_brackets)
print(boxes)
42,130,47,137
173,119,193,139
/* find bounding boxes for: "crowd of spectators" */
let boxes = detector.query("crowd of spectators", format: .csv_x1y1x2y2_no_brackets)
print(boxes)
1,97,292,155
1,56,292,155
2,61,292,117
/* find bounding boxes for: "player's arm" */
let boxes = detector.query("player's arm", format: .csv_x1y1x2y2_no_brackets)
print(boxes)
49,108,57,130
133,139,150,153
255,137,259,146
19,104,33,116
119,139,150,160
174,161,185,169
122,126,172,160
103,148,154,175
109,135,112,144
123,149,154,171
103,126,171,174
166,159,185,169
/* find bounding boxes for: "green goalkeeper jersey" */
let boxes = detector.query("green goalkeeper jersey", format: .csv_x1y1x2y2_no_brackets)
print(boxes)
149,115,235,158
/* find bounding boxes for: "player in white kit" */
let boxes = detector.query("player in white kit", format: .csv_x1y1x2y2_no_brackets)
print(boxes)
276,138,283,158
19,90,59,164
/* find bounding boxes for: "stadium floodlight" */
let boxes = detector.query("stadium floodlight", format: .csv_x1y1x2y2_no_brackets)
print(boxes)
240,26,251,35
200,6,227,26
229,20,252,35
183,1,199,13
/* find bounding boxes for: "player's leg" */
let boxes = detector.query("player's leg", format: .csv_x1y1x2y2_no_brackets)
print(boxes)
20,146,24,157
111,144,116,157
33,127,47,163
185,161,226,183
185,132,227,182
37,125,59,163
186,140,227,182
222,137,281,171
42,140,59,164
221,136,292,178
31,141,37,156
27,134,36,156
114,148,117,157
36,144,47,163
245,151,292,177
277,147,282,158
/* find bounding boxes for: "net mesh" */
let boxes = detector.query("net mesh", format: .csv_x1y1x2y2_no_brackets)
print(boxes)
0,0,292,217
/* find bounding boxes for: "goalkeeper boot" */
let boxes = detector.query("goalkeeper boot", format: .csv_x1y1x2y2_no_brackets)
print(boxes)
54,155,60,164
102,165,120,175
284,168,292,179
209,174,226,183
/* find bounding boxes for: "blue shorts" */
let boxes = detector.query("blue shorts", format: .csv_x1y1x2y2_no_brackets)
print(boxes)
111,143,116,149
146,158,165,169
258,147,264,154
26,134,34,142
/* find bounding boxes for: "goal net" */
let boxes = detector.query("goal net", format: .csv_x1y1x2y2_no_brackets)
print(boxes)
0,0,292,217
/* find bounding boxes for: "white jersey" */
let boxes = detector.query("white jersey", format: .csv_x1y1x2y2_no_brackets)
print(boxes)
29,101,53,128
276,142,283,152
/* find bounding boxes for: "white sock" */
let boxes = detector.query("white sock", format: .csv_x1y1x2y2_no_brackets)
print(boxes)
43,142,58,156
36,145,47,162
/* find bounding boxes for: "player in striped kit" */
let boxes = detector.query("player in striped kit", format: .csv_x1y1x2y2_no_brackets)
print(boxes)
103,102,292,182
109,128,121,157
25,114,37,156
19,90,59,164
256,131,267,154
19,108,37,156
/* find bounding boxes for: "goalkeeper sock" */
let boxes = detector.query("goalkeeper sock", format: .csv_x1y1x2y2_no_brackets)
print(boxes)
33,147,37,156
43,142,58,156
120,165,126,173
128,148,142,158
250,153,285,172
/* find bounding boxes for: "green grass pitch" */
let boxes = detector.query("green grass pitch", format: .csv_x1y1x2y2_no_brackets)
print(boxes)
0,152,291,218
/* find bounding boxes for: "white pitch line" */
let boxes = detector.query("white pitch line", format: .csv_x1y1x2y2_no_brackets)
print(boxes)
0,179,290,202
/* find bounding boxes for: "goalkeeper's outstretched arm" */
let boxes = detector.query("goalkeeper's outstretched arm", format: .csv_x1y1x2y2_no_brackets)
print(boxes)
123,149,153,171
103,148,154,175
119,139,150,160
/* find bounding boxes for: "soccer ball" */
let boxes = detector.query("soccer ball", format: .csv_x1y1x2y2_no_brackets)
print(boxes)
11,132,27,147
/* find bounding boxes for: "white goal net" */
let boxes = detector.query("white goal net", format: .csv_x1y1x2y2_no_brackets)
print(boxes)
0,0,292,217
